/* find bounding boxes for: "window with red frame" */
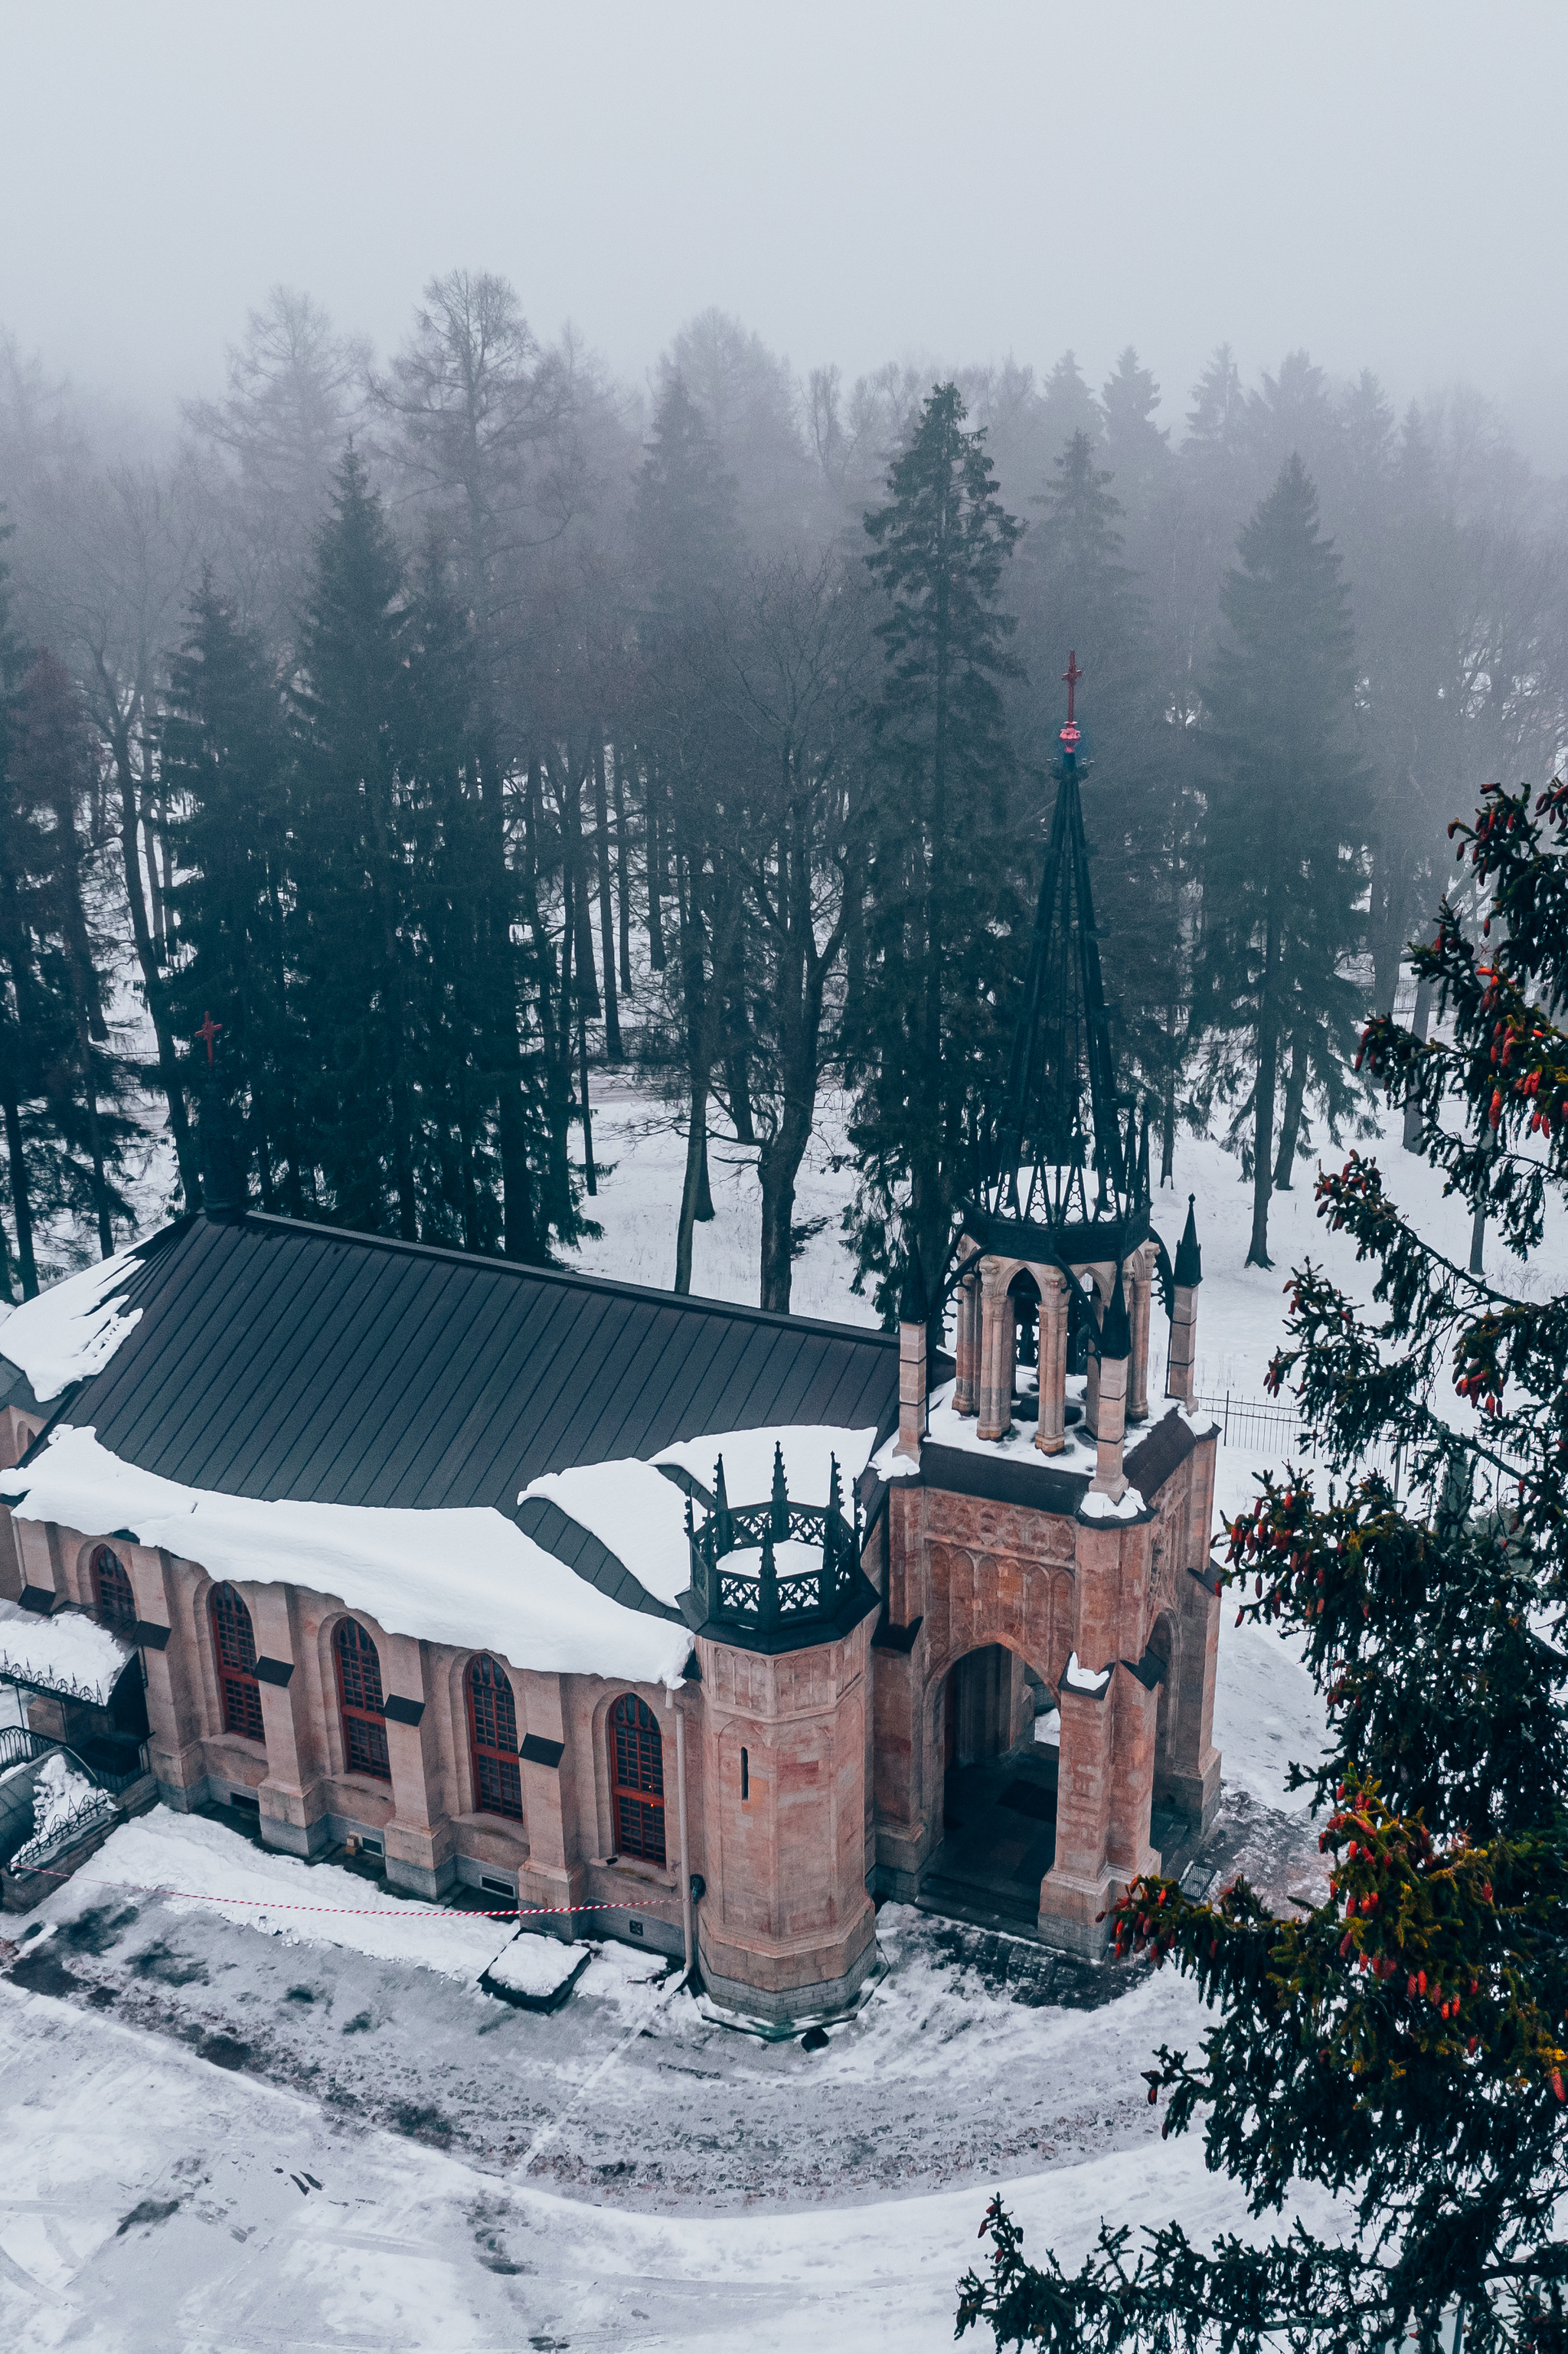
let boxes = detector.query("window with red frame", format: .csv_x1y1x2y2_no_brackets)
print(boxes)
334,1618,390,1781
211,1582,265,1744
466,1654,522,1821
92,1545,136,1633
608,1693,665,1864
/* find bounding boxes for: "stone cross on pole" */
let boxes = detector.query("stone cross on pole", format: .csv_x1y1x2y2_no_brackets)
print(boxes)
195,1011,223,1067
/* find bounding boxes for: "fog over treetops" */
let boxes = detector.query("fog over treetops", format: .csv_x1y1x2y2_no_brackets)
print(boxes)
0,0,1565,1316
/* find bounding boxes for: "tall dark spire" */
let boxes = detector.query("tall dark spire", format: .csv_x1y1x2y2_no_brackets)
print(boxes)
193,1013,249,1221
982,652,1149,1252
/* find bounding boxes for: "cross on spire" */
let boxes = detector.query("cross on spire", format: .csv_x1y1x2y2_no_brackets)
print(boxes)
1060,650,1083,747
195,1011,223,1067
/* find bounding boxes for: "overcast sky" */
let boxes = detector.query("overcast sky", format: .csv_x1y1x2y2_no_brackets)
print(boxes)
5,0,1567,463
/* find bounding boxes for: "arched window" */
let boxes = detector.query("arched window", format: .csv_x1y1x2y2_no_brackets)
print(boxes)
466,1654,522,1821
92,1545,136,1633
334,1618,390,1781
211,1583,265,1744
608,1693,665,1865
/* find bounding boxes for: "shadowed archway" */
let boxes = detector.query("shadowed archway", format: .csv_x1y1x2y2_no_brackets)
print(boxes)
919,1641,1060,1936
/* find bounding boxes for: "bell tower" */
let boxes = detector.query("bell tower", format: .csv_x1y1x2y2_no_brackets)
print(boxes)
880,652,1222,1960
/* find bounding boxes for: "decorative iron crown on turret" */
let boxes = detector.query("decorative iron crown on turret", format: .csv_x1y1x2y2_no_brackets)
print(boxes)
680,1443,879,1658
962,652,1152,1267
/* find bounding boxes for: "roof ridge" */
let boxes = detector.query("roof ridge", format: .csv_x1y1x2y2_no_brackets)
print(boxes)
229,1210,899,1349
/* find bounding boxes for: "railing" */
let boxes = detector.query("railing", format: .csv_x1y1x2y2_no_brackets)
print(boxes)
1193,1391,1405,1489
687,1447,864,1635
0,1724,147,1798
1194,1391,1307,1450
10,1786,117,1876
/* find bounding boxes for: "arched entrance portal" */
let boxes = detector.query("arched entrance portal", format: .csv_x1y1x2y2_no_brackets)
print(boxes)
922,1643,1060,1935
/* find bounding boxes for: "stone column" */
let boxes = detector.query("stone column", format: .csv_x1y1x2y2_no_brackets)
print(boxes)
1166,1288,1197,1405
871,1483,935,1901
139,1551,209,1810
897,1319,927,1460
1158,1435,1222,1832
377,1630,452,1901
1128,1254,1152,1424
952,1243,981,1417
1106,1668,1161,1886
1082,1274,1104,1437
250,1584,331,1859
1034,1266,1070,1453
1039,1664,1116,1958
976,1260,1015,1443
1165,1193,1203,1407
1090,1334,1129,1505
518,1669,586,1931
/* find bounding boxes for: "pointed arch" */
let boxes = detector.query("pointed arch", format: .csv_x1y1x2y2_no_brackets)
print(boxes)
92,1545,136,1633
466,1653,522,1821
607,1694,665,1865
334,1617,390,1781
211,1582,265,1745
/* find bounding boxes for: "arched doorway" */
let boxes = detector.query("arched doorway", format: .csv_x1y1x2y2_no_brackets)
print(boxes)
923,1642,1059,1934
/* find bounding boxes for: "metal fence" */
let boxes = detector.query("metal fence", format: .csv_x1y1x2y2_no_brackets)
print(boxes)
1194,1391,1406,1491
1194,1391,1305,1452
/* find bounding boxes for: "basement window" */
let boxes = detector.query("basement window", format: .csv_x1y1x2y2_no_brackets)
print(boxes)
360,1835,384,1857
229,1790,260,1816
480,1875,513,1898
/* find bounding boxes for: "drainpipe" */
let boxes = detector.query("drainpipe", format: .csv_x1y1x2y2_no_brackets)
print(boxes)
674,1698,694,1979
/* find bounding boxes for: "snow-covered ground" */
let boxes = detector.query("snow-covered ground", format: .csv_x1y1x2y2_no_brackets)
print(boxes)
0,1947,1350,2354
2,1074,1557,2349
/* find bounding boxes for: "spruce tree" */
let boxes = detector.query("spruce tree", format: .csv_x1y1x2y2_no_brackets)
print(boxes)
1197,456,1367,1267
632,374,745,1288
11,652,140,1259
849,383,1022,1306
1099,346,1170,536
290,452,422,1238
164,577,299,1212
959,773,1568,2354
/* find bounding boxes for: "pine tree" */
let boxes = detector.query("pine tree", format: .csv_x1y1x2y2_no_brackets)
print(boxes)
1197,456,1368,1267
959,773,1568,2352
163,577,299,1211
11,652,141,1259
1037,351,1102,468
849,383,1023,1307
290,452,422,1237
632,375,745,1289
1099,346,1169,528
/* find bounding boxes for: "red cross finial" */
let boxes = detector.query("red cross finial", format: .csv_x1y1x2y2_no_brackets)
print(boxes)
1060,650,1083,748
195,1011,223,1067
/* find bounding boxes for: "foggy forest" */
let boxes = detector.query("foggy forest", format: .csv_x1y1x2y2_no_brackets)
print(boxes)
1,280,1564,1320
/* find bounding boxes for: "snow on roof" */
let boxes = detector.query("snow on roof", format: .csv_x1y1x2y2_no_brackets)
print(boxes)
0,1593,133,1704
1,1427,692,1689
0,1248,145,1404
1063,1650,1112,1696
521,1459,693,1608
651,1423,878,1506
1077,1485,1147,1522
522,1424,878,1608
871,1381,1096,1483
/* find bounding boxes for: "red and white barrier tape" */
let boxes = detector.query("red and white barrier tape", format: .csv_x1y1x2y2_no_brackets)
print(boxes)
11,1861,679,1923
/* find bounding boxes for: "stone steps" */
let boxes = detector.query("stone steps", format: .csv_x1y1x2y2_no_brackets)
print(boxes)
913,1875,1047,1944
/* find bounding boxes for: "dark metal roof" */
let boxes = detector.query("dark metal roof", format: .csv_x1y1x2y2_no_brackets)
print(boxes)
0,1356,47,1420
33,1211,899,1620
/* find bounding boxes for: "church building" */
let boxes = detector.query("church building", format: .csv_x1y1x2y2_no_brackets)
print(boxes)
0,671,1220,2024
